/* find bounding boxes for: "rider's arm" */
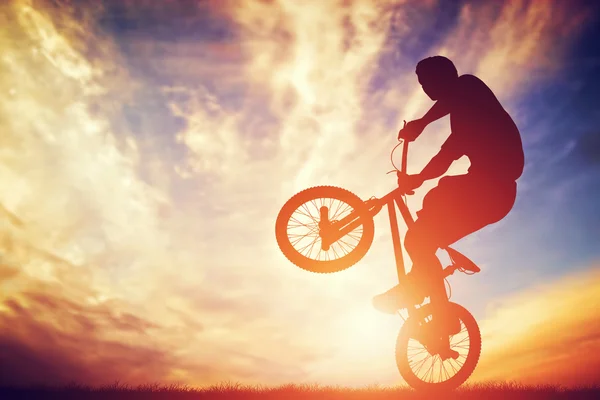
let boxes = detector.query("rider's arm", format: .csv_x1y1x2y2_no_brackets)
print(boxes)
418,152,454,182
420,100,450,126
418,138,462,182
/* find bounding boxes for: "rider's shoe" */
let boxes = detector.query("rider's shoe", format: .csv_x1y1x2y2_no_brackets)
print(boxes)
438,346,460,361
372,283,425,314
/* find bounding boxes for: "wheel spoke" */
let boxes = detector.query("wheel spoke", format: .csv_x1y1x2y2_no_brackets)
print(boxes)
290,236,306,246
346,232,362,242
306,236,320,258
310,199,320,215
336,242,350,256
424,356,435,382
301,203,318,224
330,245,340,259
289,216,316,229
288,232,319,239
407,346,429,355
452,336,470,346
338,237,356,252
452,344,470,350
330,200,346,220
294,207,315,222
407,345,429,352
453,355,465,368
288,227,319,238
447,358,458,375
297,235,319,255
336,238,352,253
289,225,320,246
442,359,451,380
413,355,430,376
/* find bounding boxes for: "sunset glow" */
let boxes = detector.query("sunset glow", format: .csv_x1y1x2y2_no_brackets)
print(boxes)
0,0,598,389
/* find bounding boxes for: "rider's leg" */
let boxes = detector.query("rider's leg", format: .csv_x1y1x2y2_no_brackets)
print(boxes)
372,219,441,313
407,176,517,336
406,175,517,293
404,227,463,343
372,175,517,315
404,224,444,300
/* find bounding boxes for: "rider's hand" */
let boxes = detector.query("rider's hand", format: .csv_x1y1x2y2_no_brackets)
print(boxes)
398,119,427,142
397,171,424,194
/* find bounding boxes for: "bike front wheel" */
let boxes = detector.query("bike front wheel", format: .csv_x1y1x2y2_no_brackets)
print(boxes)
395,302,482,392
275,185,375,273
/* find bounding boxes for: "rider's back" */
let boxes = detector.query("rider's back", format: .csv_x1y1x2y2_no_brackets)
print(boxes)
445,74,524,182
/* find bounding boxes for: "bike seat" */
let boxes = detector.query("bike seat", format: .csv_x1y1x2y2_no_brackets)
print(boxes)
445,247,480,273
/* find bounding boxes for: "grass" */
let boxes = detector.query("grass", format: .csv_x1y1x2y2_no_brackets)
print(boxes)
0,381,598,400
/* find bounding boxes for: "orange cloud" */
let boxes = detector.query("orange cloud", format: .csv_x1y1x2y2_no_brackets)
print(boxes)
436,0,589,100
472,266,600,387
0,286,175,386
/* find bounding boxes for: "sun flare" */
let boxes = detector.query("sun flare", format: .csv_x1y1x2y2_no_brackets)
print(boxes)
332,304,400,361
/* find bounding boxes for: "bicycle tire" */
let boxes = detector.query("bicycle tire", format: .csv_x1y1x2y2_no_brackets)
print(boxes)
275,185,375,273
395,302,482,392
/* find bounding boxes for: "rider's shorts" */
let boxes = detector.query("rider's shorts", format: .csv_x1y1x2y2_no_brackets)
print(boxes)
414,174,517,248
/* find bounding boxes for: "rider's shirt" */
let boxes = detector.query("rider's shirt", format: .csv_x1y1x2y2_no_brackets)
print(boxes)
441,74,525,182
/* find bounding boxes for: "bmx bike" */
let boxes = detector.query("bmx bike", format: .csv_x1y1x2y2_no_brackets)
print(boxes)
275,138,483,391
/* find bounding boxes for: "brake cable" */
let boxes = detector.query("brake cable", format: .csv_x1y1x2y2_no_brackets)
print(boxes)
386,139,405,175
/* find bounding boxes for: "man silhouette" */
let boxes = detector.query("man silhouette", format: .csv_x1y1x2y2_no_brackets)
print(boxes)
372,56,524,328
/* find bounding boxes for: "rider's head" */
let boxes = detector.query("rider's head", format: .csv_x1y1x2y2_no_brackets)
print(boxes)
416,56,458,101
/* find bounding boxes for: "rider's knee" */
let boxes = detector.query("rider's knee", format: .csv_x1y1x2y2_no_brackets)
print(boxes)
404,228,419,254
405,226,437,257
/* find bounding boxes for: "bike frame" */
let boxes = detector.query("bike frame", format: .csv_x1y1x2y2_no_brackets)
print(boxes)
320,140,476,308
321,141,415,285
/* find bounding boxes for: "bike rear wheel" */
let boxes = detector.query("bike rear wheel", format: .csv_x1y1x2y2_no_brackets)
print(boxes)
275,185,375,273
395,302,481,392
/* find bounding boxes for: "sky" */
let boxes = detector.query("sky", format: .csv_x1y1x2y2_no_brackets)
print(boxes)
0,0,599,389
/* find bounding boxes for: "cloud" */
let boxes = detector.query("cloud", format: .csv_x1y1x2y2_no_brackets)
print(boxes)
472,266,600,387
0,284,180,386
576,130,600,166
468,1,586,92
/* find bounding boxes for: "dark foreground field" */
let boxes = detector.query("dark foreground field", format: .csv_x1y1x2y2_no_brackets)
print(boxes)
0,382,598,400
